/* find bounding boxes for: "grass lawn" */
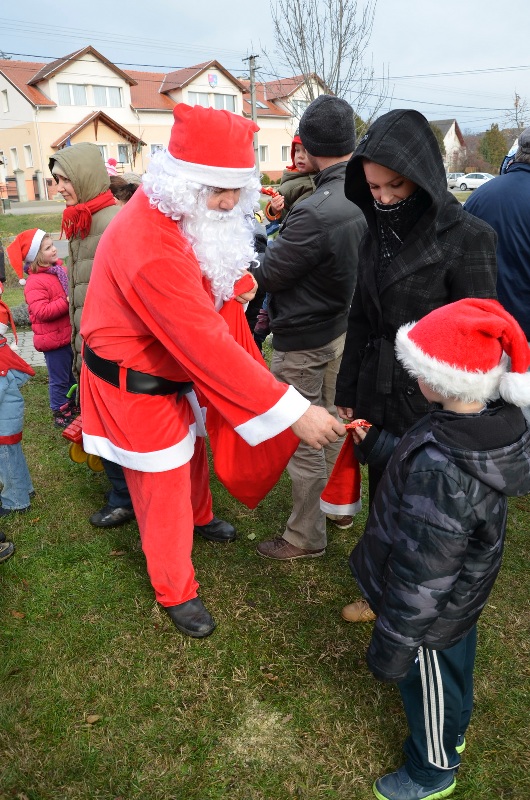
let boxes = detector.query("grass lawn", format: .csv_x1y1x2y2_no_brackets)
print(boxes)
0,368,529,799
0,214,64,241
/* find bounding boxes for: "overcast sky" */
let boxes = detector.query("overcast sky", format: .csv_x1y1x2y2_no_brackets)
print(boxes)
2,0,529,132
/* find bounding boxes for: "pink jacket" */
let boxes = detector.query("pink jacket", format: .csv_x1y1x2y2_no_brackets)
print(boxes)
23,261,72,352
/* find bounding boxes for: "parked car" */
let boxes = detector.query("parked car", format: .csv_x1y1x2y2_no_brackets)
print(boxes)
446,172,465,188
457,173,495,191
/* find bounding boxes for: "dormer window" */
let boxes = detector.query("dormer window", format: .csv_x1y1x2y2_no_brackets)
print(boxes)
93,85,122,108
57,83,87,106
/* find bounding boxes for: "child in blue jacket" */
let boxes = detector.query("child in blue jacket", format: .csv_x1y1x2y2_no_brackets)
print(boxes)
0,299,35,516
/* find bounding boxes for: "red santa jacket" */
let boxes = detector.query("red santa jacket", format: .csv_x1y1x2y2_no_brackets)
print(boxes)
80,189,309,472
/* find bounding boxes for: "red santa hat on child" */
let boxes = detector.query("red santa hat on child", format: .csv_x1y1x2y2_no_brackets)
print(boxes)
290,130,302,166
0,298,19,349
395,298,530,407
166,103,259,188
6,228,46,285
105,157,118,176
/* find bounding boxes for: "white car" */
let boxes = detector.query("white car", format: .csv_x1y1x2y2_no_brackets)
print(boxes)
446,172,465,189
457,173,495,191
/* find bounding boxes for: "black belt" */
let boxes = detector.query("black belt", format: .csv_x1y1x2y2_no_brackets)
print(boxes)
83,344,193,397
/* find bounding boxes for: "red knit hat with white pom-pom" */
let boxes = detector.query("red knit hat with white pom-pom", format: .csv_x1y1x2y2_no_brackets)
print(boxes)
6,228,46,285
395,298,530,407
105,157,118,176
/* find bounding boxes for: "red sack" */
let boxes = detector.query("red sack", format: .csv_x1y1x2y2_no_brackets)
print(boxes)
206,277,299,509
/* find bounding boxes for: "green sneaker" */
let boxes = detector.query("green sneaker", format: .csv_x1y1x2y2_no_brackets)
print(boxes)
455,734,466,754
373,765,456,800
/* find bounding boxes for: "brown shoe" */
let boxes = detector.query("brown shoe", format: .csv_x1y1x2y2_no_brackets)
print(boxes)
327,514,354,529
341,599,377,622
256,536,325,560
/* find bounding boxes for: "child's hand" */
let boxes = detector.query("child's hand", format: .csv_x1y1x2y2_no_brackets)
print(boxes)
270,194,285,214
347,419,372,445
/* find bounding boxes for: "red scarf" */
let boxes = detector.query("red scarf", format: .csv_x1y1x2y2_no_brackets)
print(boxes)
60,190,116,240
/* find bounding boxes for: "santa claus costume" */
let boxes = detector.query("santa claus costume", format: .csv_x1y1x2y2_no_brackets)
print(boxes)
80,104,310,637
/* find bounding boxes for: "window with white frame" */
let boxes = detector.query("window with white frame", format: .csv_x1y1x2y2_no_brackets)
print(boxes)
10,147,18,170
281,145,289,162
1,90,8,112
291,98,309,118
93,85,122,108
188,91,209,107
214,94,236,112
117,144,130,163
96,145,108,161
150,144,164,156
23,144,33,168
259,145,269,162
57,83,88,106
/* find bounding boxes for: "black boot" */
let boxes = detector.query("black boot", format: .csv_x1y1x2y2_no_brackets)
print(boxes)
194,516,236,543
164,597,216,638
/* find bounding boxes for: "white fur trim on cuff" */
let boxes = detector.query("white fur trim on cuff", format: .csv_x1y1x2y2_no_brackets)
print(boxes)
235,385,310,446
396,323,507,403
320,498,362,516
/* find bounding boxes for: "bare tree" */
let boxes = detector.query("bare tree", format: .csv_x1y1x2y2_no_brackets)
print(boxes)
504,91,528,130
264,0,388,129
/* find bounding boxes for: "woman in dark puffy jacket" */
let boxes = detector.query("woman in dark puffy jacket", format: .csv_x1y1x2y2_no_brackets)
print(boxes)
23,232,75,427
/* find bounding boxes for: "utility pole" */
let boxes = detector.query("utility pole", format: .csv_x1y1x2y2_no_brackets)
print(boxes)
243,54,260,173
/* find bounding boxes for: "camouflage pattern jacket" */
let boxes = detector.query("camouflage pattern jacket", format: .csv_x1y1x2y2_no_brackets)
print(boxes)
350,402,530,682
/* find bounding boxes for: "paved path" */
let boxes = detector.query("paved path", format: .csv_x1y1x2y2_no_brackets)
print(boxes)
9,329,46,367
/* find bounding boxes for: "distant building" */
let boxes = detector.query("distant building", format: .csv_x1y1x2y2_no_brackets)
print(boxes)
429,119,466,171
0,46,327,201
241,74,328,180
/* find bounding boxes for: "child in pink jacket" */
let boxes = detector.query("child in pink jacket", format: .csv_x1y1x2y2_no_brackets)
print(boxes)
8,229,75,428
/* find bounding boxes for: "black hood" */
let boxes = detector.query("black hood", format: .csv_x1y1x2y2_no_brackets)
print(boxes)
345,109,460,233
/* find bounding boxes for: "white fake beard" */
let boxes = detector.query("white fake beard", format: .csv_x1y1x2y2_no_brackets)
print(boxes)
180,190,256,306
142,152,260,306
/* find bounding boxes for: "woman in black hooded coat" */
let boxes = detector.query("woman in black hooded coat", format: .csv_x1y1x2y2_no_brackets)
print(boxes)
336,110,498,625
336,109,497,502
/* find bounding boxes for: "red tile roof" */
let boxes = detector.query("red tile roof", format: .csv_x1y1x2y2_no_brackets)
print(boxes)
126,70,175,111
240,80,290,118
0,59,55,107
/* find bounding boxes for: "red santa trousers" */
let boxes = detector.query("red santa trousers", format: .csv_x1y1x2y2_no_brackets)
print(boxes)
123,436,213,607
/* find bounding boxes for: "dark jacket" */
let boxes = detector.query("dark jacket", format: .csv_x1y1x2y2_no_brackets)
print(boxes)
465,162,530,339
351,402,530,683
264,169,316,222
255,161,366,351
335,110,498,436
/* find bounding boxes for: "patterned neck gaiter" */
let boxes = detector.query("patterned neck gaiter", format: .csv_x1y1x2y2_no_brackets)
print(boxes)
373,188,431,286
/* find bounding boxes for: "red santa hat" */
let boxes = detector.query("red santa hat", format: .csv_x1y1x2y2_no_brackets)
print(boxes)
166,103,259,188
6,228,46,285
320,428,362,517
0,298,18,348
105,157,118,176
290,130,302,165
395,298,530,406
